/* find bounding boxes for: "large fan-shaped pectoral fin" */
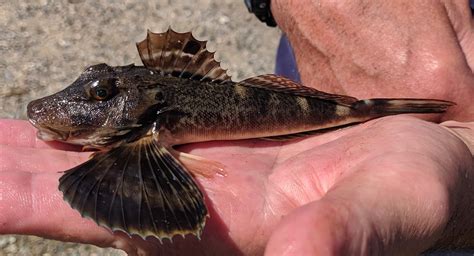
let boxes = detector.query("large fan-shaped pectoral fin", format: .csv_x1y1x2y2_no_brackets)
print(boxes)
58,135,208,241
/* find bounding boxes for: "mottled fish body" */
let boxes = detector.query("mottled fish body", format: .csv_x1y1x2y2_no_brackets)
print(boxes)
152,77,352,144
26,29,453,242
131,75,451,145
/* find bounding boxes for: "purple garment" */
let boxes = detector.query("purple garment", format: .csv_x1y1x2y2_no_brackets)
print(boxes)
274,35,301,83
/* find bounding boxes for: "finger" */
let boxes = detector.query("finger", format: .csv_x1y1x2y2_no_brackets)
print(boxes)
0,168,244,255
0,171,119,245
0,120,249,253
0,170,174,255
0,146,229,253
0,145,90,173
0,119,81,151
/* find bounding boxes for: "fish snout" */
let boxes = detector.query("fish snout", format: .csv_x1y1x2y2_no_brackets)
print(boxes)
27,97,60,128
27,98,71,141
26,98,48,125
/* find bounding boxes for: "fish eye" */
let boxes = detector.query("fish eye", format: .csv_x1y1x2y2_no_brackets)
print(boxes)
93,87,109,99
88,79,118,101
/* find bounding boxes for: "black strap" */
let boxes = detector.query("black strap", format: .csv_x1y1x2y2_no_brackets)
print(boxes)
244,0,277,27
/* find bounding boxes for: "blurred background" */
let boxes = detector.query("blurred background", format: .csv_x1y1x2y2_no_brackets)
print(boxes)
0,0,280,254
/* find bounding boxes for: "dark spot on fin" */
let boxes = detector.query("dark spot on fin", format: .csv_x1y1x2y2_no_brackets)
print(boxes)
136,28,231,83
238,74,358,106
183,40,201,54
58,135,208,241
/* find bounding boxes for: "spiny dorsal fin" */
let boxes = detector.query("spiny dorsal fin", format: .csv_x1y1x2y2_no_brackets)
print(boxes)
136,28,231,83
238,74,358,106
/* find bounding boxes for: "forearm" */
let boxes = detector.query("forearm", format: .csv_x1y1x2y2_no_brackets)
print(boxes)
271,0,474,121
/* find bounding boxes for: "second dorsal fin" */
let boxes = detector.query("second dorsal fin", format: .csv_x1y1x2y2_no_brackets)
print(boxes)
136,28,231,83
238,74,358,106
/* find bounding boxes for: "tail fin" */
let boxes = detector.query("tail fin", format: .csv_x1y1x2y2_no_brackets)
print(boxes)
351,98,455,116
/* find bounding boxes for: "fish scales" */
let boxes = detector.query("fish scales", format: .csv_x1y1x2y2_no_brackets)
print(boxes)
27,28,454,241
156,78,346,144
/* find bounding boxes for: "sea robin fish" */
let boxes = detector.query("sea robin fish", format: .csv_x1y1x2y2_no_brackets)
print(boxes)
27,29,454,241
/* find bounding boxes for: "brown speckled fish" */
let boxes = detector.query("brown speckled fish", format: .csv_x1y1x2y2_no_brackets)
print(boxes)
26,28,454,241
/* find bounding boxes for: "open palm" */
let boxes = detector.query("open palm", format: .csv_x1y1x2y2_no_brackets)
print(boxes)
1,116,471,255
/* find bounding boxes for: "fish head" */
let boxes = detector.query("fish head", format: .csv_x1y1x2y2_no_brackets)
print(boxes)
27,63,161,147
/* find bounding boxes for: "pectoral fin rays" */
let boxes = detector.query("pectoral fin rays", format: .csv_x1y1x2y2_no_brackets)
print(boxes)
171,149,227,178
58,136,208,242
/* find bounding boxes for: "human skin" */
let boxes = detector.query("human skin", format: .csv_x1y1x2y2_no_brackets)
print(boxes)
1,0,474,255
0,118,473,256
271,0,474,121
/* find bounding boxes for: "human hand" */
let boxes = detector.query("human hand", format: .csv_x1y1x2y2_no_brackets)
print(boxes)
2,2,473,254
271,0,474,121
1,117,472,255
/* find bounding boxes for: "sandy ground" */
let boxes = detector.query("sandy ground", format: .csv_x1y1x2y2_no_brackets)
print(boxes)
0,0,280,254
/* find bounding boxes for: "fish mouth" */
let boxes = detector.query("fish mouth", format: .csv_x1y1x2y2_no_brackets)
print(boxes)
37,127,71,141
28,119,136,146
37,129,69,141
28,118,73,141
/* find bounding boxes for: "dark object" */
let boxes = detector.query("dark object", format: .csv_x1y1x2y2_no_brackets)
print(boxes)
275,35,301,82
59,135,207,242
27,29,455,242
244,0,277,27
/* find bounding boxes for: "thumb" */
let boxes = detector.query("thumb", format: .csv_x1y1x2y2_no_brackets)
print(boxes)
265,155,454,255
